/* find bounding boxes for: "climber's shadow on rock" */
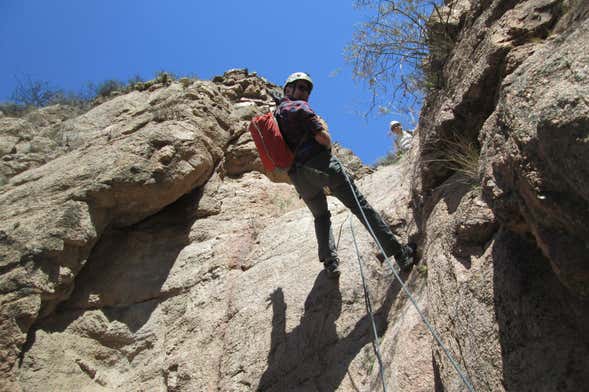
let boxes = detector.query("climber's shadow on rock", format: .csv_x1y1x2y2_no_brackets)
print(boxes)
258,271,400,392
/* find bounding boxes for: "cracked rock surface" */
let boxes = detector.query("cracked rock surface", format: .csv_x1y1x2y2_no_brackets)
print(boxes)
2,2,589,385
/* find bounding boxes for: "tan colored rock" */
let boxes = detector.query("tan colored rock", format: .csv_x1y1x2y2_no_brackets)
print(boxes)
4,7,589,387
0,79,237,388
331,144,373,180
3,70,428,392
13,161,432,391
481,18,589,295
415,1,589,391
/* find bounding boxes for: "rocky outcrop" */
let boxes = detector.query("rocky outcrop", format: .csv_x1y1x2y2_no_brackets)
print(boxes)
2,0,588,387
481,17,589,295
416,0,589,390
15,164,430,392
0,70,395,392
0,105,82,185
0,78,233,389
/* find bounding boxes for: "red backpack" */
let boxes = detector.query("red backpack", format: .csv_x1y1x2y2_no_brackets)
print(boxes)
249,112,294,171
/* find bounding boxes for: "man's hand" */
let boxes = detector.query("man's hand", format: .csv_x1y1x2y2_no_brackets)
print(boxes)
314,130,332,149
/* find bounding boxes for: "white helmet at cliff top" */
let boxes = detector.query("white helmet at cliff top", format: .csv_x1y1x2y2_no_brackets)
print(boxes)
389,120,401,129
284,72,314,92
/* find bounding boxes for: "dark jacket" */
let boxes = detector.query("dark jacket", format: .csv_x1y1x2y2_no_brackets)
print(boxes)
276,96,326,164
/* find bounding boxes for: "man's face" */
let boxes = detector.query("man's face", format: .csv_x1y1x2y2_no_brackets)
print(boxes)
288,81,311,101
390,124,402,134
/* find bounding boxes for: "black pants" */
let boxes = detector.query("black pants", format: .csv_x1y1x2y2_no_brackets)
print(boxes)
289,151,403,262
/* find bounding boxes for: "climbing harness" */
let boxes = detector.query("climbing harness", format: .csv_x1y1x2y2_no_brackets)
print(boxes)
334,156,476,392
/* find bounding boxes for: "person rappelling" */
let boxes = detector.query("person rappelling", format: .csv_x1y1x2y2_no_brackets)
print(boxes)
268,72,416,278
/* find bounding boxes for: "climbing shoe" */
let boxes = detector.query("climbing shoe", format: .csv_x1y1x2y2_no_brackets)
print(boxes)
324,257,341,279
395,244,416,272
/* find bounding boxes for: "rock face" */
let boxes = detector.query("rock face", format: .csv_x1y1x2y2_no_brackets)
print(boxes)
0,77,237,383
2,70,424,392
0,105,82,185
417,0,589,391
1,1,589,388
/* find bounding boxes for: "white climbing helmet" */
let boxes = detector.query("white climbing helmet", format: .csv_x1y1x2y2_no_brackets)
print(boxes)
389,120,401,130
283,72,314,92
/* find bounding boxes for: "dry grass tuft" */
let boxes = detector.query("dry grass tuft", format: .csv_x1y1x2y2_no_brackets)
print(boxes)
428,135,481,186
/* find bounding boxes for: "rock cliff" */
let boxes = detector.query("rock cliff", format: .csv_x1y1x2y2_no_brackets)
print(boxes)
418,0,589,390
1,1,588,390
1,69,429,391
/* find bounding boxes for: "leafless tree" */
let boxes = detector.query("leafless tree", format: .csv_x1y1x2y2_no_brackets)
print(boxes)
10,75,63,107
346,0,453,114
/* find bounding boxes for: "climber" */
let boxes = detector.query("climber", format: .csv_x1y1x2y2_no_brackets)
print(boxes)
388,120,414,154
277,72,415,278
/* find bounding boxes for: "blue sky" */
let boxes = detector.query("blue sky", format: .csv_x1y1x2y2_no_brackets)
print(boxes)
0,0,419,164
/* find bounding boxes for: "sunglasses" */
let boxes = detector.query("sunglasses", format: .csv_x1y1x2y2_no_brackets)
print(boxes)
295,83,311,93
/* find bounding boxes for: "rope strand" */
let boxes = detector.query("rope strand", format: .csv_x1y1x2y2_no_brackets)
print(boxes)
349,216,389,392
334,156,476,392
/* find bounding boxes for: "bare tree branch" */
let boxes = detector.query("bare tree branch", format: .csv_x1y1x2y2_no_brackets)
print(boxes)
345,0,447,115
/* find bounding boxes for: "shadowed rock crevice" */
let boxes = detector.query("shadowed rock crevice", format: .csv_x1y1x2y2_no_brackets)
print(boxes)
432,352,445,392
419,0,567,194
14,188,212,389
480,17,589,295
18,187,205,366
0,73,244,387
492,229,589,391
57,187,202,323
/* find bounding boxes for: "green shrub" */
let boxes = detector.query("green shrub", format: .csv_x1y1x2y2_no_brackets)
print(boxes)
442,138,479,182
10,76,63,107
154,71,176,86
4,70,191,116
179,77,193,89
127,74,144,85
